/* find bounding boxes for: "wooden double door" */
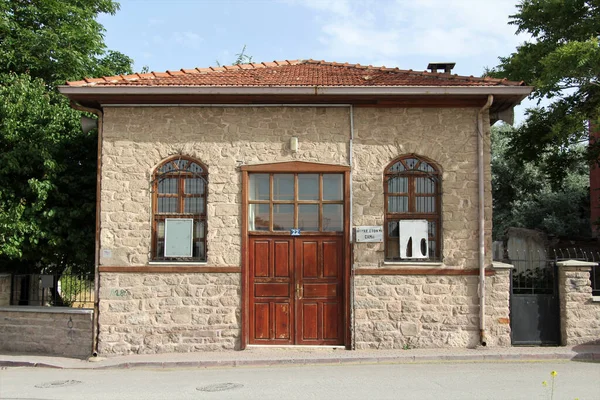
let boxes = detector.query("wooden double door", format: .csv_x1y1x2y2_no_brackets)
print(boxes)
249,235,344,345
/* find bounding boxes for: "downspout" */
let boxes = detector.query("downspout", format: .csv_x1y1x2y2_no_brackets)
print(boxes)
69,101,103,357
349,105,355,349
477,95,493,346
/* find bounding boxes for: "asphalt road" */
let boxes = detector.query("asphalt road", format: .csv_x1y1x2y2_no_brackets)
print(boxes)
1,361,599,400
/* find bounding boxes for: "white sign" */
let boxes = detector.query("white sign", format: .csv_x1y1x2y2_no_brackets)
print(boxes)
355,226,383,243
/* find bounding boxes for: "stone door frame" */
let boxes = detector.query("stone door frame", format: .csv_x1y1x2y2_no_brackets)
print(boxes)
240,161,352,349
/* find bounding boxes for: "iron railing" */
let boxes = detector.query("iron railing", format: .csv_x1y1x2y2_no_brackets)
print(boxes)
10,274,94,308
503,247,600,296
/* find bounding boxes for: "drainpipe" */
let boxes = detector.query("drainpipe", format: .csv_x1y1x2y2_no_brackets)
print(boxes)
477,95,493,346
349,105,355,349
69,101,103,357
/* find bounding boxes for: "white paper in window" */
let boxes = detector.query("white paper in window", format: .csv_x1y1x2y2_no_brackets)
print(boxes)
399,220,429,259
164,218,193,257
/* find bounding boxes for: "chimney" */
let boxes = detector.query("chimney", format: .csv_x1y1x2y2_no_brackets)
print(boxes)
427,62,456,74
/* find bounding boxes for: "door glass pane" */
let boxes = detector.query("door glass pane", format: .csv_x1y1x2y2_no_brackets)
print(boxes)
273,174,294,201
184,197,204,214
388,196,408,212
185,178,205,194
273,204,294,231
249,204,270,231
298,174,319,200
298,204,319,231
158,178,178,194
158,197,178,213
323,174,343,200
415,177,435,194
322,204,343,231
416,196,435,213
388,177,407,193
249,174,270,201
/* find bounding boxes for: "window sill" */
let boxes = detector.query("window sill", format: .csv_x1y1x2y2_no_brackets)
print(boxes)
592,296,600,303
382,261,443,267
149,261,208,265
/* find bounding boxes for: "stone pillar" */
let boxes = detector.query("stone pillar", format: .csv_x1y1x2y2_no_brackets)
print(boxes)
557,260,600,346
487,262,513,346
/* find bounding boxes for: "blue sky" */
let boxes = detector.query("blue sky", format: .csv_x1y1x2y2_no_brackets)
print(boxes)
98,0,532,120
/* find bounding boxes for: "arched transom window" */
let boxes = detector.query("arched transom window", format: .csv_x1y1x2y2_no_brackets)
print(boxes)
384,155,441,261
152,156,207,262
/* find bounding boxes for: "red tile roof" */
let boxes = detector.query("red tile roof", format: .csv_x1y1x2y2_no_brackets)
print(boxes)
66,59,524,88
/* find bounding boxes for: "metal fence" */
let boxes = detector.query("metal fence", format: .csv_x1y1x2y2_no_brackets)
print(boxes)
504,247,600,297
10,274,94,308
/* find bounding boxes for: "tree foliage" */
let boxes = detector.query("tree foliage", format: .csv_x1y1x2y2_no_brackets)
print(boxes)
488,0,600,179
0,0,132,85
0,0,133,274
492,124,590,240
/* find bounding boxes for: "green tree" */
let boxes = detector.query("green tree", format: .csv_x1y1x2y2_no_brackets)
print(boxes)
488,0,600,181
492,124,590,240
0,1,133,274
0,0,133,86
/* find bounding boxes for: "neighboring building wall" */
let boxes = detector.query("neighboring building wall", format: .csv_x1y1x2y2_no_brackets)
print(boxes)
0,274,10,306
557,261,600,345
0,307,93,358
98,273,240,354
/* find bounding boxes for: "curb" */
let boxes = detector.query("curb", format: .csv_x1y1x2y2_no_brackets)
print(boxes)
1,352,598,370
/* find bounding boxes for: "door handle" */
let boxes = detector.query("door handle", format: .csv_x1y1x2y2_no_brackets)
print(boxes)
296,283,302,299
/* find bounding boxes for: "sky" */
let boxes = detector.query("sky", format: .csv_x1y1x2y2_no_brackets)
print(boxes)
98,0,533,121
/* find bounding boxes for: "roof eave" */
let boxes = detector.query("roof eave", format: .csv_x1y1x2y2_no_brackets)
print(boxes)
58,85,532,98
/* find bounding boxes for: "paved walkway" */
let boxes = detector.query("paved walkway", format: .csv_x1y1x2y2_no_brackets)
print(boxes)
1,344,599,369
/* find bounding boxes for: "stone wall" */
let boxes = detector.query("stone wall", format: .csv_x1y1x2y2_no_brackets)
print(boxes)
558,262,600,346
0,274,10,306
98,273,240,354
353,269,511,349
0,307,93,358
352,107,492,269
98,105,495,353
100,106,491,269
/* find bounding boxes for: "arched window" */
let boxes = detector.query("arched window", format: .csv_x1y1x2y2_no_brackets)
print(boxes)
152,156,207,262
384,155,440,261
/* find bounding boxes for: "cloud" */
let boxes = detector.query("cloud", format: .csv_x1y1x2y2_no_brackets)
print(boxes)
171,32,203,49
289,0,527,71
147,18,164,27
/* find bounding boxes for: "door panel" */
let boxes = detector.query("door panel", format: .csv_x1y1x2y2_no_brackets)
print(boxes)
295,237,343,345
249,238,294,344
249,236,344,345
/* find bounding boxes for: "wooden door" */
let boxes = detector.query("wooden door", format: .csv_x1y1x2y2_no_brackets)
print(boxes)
295,236,343,345
248,236,343,345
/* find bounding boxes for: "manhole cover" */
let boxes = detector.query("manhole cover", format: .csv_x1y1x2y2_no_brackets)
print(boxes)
197,383,243,392
35,380,82,389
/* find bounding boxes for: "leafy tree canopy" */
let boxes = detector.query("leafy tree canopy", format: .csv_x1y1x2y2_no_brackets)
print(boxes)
492,124,590,240
488,0,600,182
0,0,133,86
0,0,133,274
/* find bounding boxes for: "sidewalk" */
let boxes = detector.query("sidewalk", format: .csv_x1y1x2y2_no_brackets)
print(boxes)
1,345,599,369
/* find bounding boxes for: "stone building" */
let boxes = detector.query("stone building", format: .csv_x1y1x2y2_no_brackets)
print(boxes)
59,60,532,354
